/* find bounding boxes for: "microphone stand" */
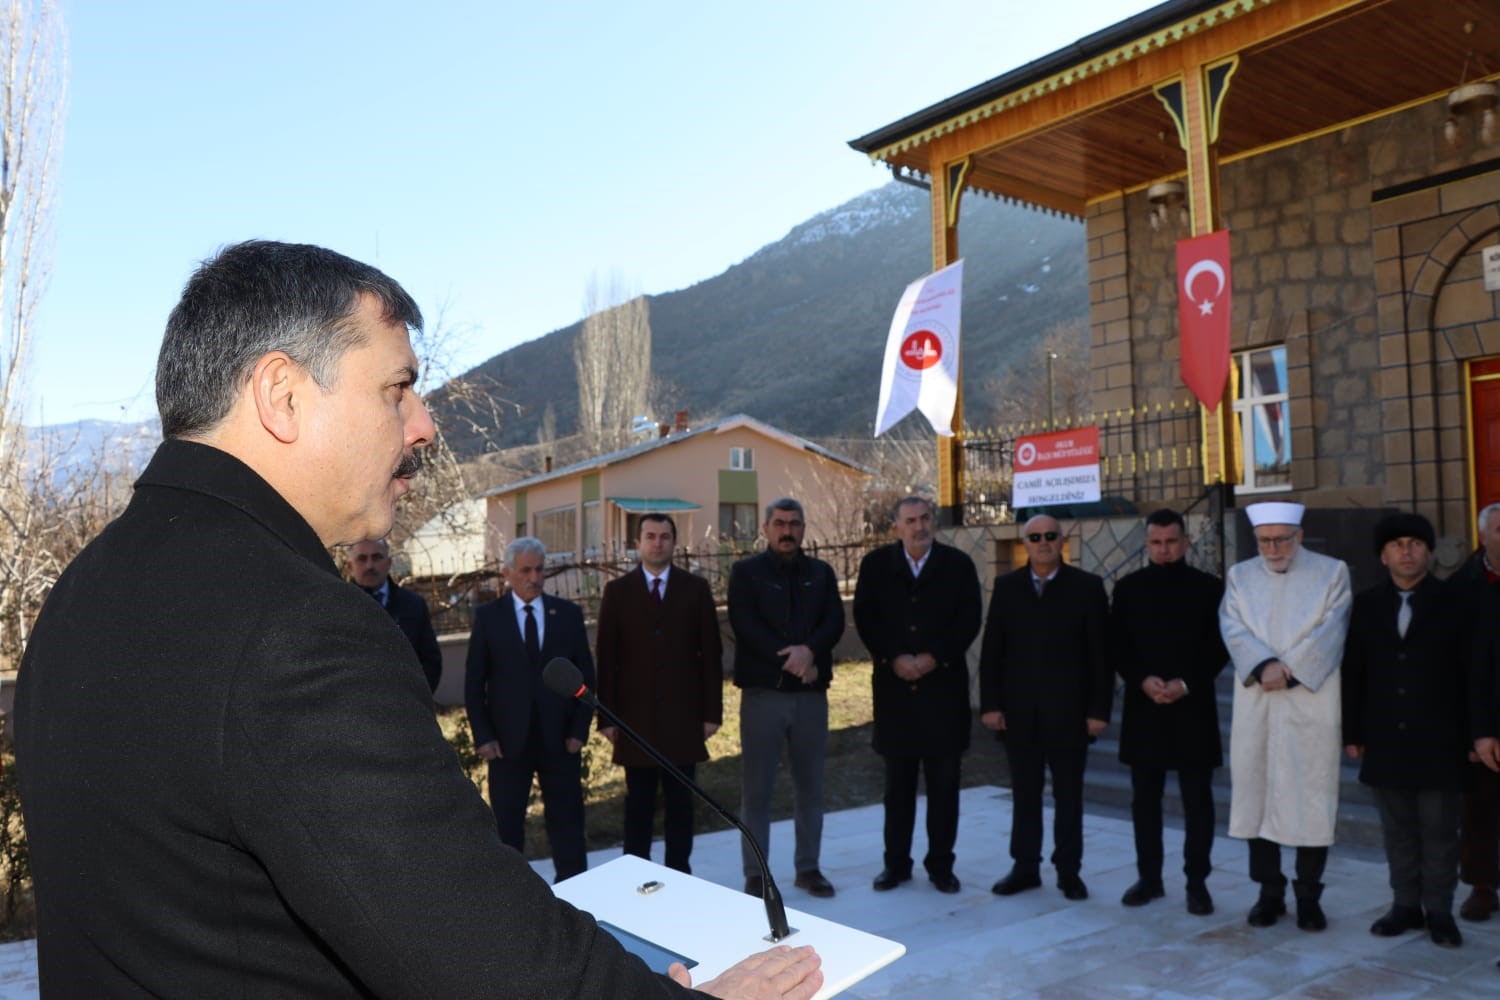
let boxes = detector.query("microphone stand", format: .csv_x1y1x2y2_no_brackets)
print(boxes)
544,660,793,942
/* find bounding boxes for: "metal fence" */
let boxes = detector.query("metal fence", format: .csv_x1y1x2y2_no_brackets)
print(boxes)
961,399,1204,523
409,537,880,636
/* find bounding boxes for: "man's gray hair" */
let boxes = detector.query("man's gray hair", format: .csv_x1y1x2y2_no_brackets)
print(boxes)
156,240,423,439
892,495,934,521
763,497,804,523
504,536,546,569
1480,502,1500,536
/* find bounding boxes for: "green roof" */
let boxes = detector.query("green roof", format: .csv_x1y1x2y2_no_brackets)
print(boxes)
607,497,701,512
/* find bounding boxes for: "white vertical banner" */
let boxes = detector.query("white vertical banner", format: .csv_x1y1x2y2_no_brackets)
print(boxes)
874,259,963,437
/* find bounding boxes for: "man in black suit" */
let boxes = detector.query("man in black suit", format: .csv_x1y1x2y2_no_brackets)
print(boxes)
13,241,820,997
1110,508,1228,915
348,537,443,691
466,536,594,882
1344,512,1469,947
980,513,1112,901
854,495,981,895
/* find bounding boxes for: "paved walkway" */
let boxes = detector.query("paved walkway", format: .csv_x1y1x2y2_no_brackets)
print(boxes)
4,786,1499,997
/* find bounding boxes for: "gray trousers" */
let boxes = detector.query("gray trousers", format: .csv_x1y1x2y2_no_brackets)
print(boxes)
1372,785,1461,914
739,687,828,877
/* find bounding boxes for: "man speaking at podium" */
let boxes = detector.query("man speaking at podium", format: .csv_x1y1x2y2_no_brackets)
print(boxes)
13,241,820,999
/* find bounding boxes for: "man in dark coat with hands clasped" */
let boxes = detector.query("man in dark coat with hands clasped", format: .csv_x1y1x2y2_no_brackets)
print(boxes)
980,513,1112,902
1343,511,1469,948
854,495,982,895
1110,508,1228,916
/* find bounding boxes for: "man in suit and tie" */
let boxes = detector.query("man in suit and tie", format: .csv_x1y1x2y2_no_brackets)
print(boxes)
854,495,982,895
465,536,595,882
1343,512,1468,947
347,538,444,691
979,513,1112,902
596,512,723,874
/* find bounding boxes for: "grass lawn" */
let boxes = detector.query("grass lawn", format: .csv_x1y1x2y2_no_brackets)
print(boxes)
441,660,1013,866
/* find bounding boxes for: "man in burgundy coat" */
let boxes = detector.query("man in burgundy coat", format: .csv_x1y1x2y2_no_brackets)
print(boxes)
597,512,725,873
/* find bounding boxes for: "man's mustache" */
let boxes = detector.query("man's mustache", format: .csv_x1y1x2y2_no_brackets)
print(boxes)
395,452,423,479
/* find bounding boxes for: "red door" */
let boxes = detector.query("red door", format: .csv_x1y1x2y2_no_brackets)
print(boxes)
1473,358,1500,511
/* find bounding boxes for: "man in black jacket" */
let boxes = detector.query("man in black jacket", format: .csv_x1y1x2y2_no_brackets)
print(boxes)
854,496,982,895
1342,512,1468,947
980,513,1112,901
1110,508,1228,915
348,537,444,691
1456,501,1500,922
729,498,846,898
13,241,820,998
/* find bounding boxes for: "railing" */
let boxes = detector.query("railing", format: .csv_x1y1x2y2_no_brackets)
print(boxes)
961,399,1204,523
407,537,881,636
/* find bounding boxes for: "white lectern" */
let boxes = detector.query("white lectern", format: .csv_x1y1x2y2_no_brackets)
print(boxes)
553,855,904,998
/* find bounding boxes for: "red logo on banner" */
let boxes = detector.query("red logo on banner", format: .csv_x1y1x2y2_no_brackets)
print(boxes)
1176,231,1232,412
899,331,942,370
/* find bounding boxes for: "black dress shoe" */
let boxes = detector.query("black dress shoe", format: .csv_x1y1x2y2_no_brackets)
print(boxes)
1058,874,1089,901
744,875,764,897
1427,911,1463,948
794,869,835,898
1247,896,1286,927
991,868,1042,896
1186,882,1214,916
872,868,911,892
1296,898,1327,931
929,871,961,894
1121,878,1165,907
1369,904,1424,937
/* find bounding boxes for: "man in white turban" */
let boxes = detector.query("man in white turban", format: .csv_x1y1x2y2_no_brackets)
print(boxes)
1220,501,1351,931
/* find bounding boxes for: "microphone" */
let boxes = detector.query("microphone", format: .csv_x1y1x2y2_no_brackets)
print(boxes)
542,657,793,942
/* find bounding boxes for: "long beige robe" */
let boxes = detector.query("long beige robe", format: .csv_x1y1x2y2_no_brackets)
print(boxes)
1219,546,1351,846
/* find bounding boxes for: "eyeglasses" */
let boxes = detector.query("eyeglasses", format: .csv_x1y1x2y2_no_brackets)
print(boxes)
1255,533,1298,549
1026,531,1059,543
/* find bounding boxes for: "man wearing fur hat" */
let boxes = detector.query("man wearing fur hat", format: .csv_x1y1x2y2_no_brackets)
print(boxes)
1219,501,1351,931
1342,512,1468,947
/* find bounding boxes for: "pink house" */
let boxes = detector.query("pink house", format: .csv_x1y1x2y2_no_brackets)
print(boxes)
481,414,871,565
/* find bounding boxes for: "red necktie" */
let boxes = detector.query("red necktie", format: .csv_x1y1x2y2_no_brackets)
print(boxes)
651,577,663,606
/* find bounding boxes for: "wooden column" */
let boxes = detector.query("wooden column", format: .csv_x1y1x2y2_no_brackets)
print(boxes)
1155,56,1238,486
932,156,968,525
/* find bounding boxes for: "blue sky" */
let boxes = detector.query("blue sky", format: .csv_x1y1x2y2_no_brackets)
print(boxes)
32,0,1155,426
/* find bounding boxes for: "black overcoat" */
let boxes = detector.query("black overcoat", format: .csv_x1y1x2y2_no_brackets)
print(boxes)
853,541,982,757
384,580,443,690
1110,559,1228,770
1341,574,1469,790
978,562,1112,749
14,440,691,998
595,566,723,767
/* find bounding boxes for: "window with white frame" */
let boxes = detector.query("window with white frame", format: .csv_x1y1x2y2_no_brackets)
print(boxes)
730,446,754,470
1232,345,1292,492
533,505,578,556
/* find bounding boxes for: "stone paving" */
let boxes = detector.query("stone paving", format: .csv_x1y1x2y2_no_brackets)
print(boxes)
4,785,1498,997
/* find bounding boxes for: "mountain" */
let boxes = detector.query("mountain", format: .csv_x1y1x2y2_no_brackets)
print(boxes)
435,182,1088,458
23,418,160,484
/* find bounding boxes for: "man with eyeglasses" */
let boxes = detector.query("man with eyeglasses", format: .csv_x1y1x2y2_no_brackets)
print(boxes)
979,513,1112,902
1220,501,1351,932
729,498,846,898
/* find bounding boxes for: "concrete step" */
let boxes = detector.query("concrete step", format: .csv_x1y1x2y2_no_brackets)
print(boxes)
1084,676,1385,850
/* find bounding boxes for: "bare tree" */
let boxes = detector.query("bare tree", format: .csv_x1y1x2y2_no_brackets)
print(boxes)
0,1,66,667
979,319,1091,429
573,272,652,454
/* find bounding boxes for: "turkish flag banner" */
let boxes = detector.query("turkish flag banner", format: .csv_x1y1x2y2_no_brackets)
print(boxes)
1175,230,1232,412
